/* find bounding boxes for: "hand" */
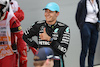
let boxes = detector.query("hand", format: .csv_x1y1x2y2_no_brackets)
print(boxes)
29,46,37,55
39,28,51,41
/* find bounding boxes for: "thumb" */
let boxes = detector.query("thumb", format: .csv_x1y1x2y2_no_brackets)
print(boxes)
43,28,46,33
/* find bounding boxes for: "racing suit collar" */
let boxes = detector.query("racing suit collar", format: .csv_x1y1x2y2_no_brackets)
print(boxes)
45,21,58,29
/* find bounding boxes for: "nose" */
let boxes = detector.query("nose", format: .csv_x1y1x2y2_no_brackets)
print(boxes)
45,11,51,16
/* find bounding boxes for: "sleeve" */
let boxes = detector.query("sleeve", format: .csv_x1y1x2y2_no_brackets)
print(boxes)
14,7,24,22
75,1,83,28
97,0,100,19
10,16,21,32
50,26,70,55
10,16,27,64
15,30,27,65
23,22,39,49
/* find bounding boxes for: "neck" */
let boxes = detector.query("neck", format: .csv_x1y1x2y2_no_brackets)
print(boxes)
46,20,56,25
91,0,94,3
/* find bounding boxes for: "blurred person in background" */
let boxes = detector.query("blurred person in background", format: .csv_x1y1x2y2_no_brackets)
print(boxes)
75,0,99,67
9,0,27,67
0,0,27,67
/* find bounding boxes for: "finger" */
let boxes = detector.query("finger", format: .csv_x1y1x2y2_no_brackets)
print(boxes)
39,33,42,38
39,34,43,40
43,28,46,33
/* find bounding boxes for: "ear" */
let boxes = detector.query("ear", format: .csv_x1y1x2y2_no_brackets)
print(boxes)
57,12,59,16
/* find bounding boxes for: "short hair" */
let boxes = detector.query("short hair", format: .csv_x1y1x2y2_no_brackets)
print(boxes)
33,56,46,66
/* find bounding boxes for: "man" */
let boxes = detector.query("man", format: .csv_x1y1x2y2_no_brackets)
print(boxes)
33,47,60,67
23,2,70,67
9,0,26,67
0,0,27,67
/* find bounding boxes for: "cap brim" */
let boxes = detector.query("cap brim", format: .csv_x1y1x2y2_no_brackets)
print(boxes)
43,8,56,12
53,56,60,60
47,55,60,60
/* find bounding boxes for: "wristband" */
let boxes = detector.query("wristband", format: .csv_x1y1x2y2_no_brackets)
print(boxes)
50,38,53,42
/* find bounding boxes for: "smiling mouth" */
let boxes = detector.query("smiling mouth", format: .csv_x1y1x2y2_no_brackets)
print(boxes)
46,16,50,19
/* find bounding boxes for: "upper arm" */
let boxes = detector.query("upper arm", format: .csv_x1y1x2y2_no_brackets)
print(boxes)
24,22,40,38
75,1,83,22
50,25,70,55
10,16,21,33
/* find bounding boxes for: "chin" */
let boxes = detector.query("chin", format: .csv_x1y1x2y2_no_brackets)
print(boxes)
46,20,52,22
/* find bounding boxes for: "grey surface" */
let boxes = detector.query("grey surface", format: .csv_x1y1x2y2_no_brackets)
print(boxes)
17,0,100,67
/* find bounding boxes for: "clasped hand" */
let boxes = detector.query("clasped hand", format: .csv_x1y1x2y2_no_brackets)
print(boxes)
39,28,51,41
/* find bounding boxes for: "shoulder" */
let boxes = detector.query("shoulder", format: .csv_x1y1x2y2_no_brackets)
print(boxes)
57,21,69,27
96,0,99,2
8,11,16,21
76,0,86,10
8,12,20,27
34,20,45,25
57,21,70,33
80,0,86,3
78,0,86,5
31,20,45,27
57,21,70,34
10,16,20,29
35,20,45,24
96,0,99,4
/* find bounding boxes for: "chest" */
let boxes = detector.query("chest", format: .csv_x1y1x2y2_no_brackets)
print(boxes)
39,26,61,40
86,0,98,14
38,25,61,45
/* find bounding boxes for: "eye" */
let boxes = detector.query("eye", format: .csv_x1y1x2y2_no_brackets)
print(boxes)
50,11,53,13
45,10,47,12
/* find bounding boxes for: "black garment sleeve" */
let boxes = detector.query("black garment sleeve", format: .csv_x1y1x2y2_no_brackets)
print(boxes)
10,21,22,33
96,0,99,19
23,22,40,49
23,34,38,48
75,0,83,29
50,26,70,55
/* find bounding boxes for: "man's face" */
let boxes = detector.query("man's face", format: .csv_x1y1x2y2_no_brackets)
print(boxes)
44,9,59,24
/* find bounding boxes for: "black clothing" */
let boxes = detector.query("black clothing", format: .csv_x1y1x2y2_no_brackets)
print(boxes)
75,0,99,67
23,20,70,67
75,0,99,29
